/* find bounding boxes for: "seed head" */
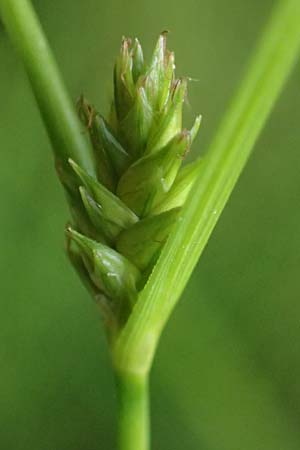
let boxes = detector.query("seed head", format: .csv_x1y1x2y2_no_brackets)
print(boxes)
64,34,201,336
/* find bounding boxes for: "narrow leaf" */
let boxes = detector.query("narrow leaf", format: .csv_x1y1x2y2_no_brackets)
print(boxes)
113,0,300,374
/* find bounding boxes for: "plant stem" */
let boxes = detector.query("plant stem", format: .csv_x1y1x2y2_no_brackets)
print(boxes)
0,0,95,176
115,370,150,450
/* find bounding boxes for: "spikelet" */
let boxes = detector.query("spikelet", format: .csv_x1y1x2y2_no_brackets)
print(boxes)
63,34,201,337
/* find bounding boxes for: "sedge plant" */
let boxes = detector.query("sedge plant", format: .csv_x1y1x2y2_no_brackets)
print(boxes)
1,0,300,449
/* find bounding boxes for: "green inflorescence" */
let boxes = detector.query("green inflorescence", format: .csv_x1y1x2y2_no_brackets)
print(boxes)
64,33,201,338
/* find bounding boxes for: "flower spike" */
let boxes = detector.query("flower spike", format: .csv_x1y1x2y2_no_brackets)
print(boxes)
63,34,201,335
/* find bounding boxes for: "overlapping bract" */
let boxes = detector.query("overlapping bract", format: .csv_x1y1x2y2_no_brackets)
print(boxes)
65,34,201,336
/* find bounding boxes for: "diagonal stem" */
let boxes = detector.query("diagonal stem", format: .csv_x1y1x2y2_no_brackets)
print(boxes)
0,0,95,176
113,0,300,375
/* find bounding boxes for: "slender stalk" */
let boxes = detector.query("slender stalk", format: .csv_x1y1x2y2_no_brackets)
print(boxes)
115,370,150,450
0,0,95,176
113,0,300,375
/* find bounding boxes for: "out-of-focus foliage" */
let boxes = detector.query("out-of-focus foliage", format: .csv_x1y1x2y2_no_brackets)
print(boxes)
0,1,299,449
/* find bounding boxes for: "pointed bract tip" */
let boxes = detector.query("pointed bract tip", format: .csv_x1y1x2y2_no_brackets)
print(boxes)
132,37,142,52
78,185,86,198
68,158,87,181
167,51,175,64
65,226,96,259
121,36,132,49
158,31,167,45
176,130,192,158
68,157,78,172
190,115,202,142
172,77,188,101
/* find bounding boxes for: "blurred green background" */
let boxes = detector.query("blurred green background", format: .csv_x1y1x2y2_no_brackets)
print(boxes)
1,0,300,449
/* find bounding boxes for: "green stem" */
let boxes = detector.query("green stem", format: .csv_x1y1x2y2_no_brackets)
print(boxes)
0,0,95,176
115,370,150,450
